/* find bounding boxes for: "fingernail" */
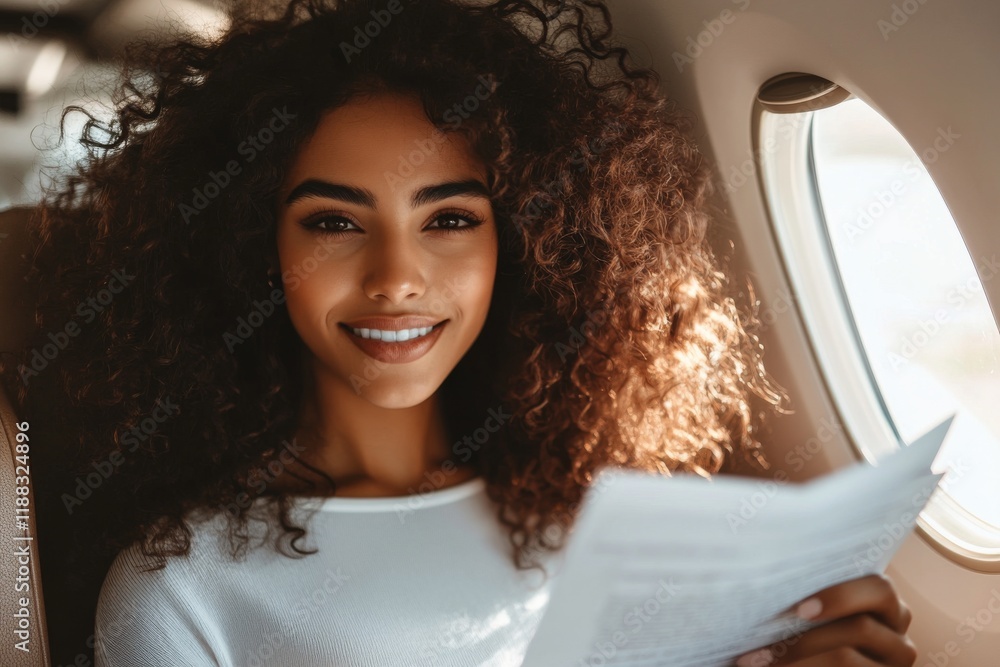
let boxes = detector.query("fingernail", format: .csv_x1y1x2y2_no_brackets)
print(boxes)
735,648,773,667
797,597,822,620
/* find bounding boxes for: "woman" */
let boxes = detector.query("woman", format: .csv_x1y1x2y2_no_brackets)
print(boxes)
1,0,918,665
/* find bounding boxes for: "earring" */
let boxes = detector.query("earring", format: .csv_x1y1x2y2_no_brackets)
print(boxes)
266,271,280,289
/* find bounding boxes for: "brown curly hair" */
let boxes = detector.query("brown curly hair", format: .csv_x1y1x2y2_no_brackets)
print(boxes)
2,0,787,655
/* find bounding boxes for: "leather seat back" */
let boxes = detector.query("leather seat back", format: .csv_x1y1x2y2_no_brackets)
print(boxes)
0,206,51,666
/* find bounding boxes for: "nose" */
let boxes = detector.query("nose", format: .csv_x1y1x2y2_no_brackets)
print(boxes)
361,228,426,304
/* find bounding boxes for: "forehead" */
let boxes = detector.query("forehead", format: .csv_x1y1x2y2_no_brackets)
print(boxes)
280,91,486,196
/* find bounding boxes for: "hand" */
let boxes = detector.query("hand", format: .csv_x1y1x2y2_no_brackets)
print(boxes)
734,574,918,666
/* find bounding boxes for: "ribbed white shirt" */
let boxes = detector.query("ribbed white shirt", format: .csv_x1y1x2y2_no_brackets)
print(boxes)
94,476,563,667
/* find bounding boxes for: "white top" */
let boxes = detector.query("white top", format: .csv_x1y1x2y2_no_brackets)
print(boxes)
94,476,564,667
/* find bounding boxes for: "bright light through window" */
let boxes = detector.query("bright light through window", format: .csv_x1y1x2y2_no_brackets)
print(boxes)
810,98,1000,529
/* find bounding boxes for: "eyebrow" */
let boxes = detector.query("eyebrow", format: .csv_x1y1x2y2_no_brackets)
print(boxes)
282,178,491,209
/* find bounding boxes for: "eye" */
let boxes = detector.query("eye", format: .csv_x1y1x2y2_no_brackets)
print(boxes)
300,214,359,236
428,210,487,233
298,209,487,237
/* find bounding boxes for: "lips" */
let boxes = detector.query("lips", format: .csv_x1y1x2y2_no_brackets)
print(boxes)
339,320,448,364
341,315,443,330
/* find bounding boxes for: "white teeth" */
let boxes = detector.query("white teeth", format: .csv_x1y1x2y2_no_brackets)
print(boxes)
348,325,435,341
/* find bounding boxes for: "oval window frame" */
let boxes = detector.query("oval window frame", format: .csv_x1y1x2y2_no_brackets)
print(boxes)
752,74,1000,572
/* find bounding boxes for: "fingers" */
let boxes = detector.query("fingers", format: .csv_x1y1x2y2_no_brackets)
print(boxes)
790,574,912,634
735,575,917,667
899,598,912,632
784,650,883,667
759,614,918,666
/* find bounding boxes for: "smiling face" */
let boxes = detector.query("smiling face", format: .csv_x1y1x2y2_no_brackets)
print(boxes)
275,91,498,408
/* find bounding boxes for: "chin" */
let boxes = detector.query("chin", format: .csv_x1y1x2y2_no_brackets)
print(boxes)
348,374,446,408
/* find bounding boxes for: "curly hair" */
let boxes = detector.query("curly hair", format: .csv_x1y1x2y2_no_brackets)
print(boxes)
3,0,788,605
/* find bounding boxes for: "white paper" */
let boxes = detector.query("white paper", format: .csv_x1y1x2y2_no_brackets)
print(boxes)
521,415,955,667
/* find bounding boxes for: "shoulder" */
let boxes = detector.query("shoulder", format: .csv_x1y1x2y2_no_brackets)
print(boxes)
96,505,284,615
95,538,196,635
95,543,201,665
98,507,251,600
94,516,241,666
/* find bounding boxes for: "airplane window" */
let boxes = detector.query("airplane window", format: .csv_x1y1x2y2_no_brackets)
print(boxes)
810,99,1000,526
757,88,1000,566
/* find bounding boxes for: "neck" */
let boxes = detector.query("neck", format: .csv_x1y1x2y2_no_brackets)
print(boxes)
272,351,476,497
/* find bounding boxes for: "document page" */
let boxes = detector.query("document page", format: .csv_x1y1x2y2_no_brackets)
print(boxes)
521,416,954,667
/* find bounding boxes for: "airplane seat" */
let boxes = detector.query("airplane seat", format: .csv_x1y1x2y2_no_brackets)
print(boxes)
0,206,51,666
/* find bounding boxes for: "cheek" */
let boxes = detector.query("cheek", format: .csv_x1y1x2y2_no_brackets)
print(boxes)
278,238,346,335
284,279,332,332
447,243,497,320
